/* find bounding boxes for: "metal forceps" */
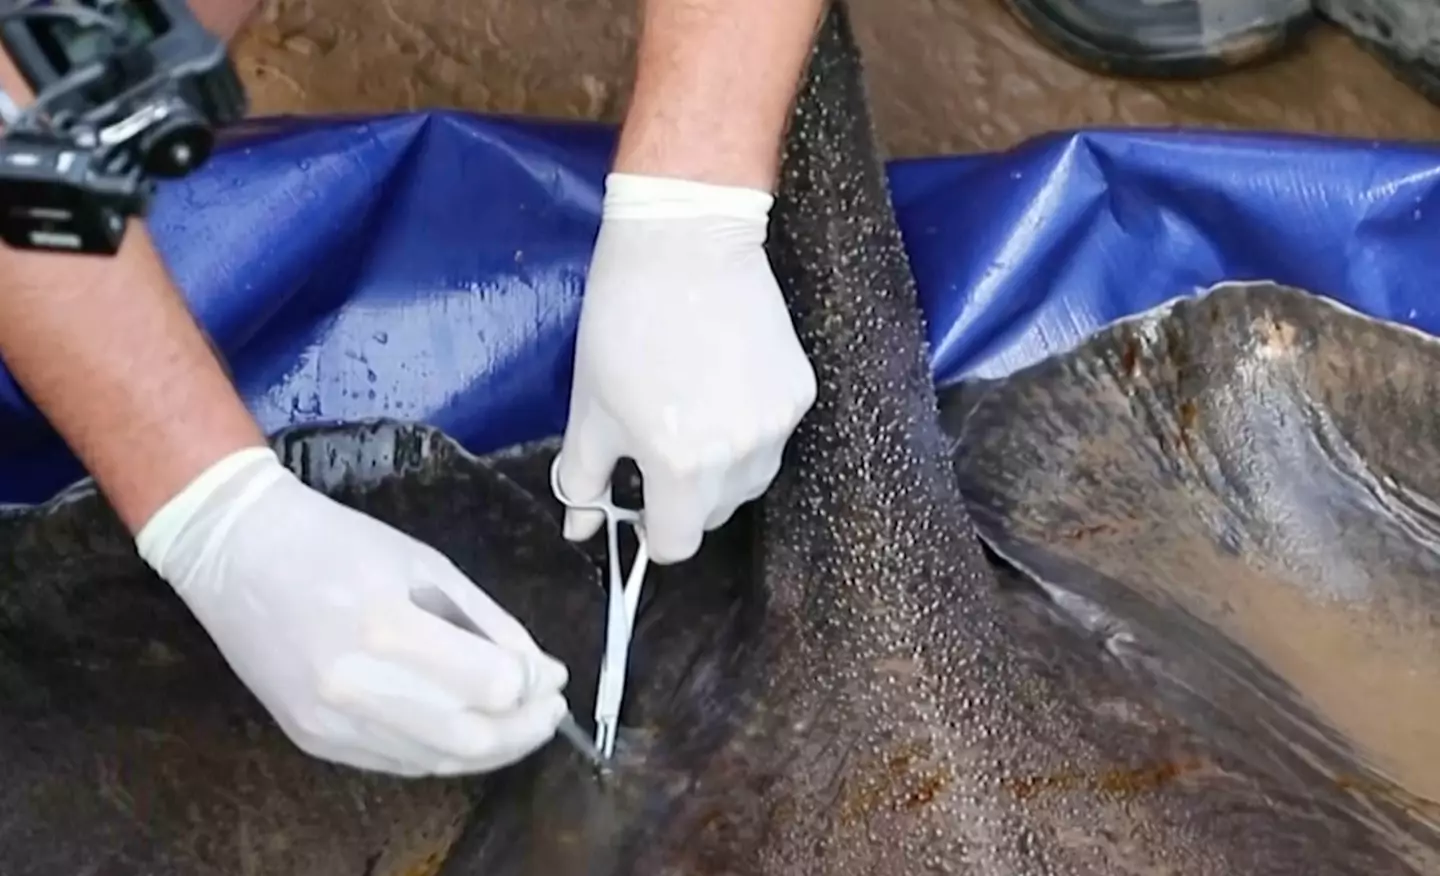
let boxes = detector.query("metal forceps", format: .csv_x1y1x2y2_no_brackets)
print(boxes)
549,456,650,760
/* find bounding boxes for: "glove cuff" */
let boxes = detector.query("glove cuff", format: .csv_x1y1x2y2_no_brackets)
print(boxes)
602,172,773,223
135,445,285,577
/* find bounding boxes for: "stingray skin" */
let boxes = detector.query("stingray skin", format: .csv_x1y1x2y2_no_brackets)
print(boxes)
0,4,1433,875
944,281,1440,862
443,6,1430,874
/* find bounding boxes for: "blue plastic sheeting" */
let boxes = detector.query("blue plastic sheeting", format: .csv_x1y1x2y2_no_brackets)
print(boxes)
3,111,1440,504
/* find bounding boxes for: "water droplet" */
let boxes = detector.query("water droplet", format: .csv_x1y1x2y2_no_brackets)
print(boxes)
289,393,322,417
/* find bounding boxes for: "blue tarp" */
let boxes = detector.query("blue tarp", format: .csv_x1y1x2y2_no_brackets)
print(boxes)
3,111,1439,503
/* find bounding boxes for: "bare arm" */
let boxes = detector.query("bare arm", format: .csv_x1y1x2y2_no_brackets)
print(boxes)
614,0,828,191
0,0,264,532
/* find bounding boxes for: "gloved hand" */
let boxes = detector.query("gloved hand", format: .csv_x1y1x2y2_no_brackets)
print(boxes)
135,446,569,777
557,172,817,563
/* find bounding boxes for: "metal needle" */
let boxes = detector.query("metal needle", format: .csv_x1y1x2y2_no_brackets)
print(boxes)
555,711,608,769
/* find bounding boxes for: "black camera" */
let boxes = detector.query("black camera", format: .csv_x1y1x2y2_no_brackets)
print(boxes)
0,0,246,254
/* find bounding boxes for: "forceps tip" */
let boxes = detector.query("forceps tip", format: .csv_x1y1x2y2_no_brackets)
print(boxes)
556,711,609,770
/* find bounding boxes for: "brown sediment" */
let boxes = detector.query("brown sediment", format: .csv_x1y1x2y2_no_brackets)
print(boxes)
1002,757,1208,801
231,0,1440,157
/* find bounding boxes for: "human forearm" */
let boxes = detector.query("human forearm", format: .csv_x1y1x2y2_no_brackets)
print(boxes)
0,227,265,533
0,1,265,532
614,0,827,191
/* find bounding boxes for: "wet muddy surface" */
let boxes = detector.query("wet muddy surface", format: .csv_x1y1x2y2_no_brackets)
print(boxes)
229,0,1440,156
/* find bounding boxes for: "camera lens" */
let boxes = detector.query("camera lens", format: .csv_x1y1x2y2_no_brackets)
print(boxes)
138,106,213,178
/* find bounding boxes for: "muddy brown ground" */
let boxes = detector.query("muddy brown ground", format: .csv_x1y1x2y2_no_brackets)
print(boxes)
230,0,1440,157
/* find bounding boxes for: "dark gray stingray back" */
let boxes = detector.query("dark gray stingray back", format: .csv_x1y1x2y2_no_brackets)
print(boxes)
0,423,630,876
946,280,1440,831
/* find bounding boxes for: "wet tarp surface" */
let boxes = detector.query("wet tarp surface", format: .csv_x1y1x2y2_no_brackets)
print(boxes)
3,113,1440,503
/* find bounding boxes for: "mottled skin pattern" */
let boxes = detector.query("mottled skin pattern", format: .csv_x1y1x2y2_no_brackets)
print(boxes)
0,6,1431,876
946,282,1440,857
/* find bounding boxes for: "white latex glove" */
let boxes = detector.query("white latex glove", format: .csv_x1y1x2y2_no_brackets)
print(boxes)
135,446,569,777
558,172,817,563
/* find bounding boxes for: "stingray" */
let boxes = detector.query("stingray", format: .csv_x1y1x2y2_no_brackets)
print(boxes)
0,4,1438,874
943,281,1440,825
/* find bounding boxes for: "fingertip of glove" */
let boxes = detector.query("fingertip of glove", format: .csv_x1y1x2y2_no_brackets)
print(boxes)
541,692,567,732
503,650,568,711
562,508,605,542
536,653,569,694
647,531,703,566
